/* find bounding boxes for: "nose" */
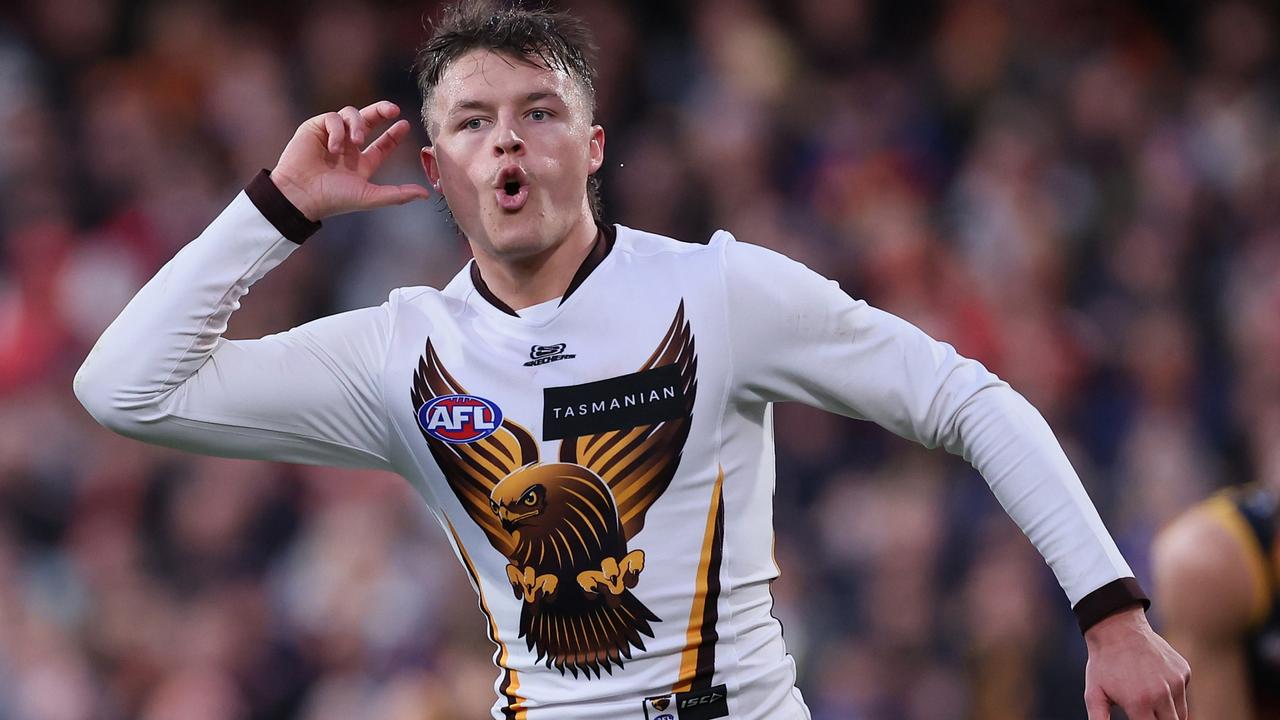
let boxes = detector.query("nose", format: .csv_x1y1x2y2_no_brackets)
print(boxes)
493,125,524,157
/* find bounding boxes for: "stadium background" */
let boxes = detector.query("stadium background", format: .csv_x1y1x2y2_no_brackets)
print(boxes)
1,0,1277,717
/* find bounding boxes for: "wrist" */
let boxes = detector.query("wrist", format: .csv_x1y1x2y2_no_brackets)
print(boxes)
1084,604,1149,651
246,170,322,244
269,168,321,221
1073,577,1150,634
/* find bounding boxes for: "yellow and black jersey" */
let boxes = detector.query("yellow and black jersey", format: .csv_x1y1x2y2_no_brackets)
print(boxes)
1202,484,1280,710
74,173,1145,719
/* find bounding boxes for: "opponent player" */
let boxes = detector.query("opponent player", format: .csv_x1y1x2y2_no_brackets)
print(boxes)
1154,480,1280,718
75,2,1189,718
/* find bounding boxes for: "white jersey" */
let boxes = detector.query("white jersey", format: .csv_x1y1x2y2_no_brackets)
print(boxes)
74,189,1138,720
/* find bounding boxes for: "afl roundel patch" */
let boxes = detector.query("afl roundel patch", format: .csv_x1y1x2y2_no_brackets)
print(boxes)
416,394,504,444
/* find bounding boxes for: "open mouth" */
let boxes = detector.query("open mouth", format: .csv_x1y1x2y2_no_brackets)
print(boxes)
494,166,529,212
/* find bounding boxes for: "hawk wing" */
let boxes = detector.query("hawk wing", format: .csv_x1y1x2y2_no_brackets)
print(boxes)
559,301,697,541
411,339,538,558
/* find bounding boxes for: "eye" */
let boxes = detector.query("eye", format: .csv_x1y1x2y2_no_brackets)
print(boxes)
528,109,549,122
523,491,538,506
464,118,485,131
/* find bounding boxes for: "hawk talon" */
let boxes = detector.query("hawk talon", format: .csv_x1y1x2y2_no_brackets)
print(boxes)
507,563,558,603
577,549,646,597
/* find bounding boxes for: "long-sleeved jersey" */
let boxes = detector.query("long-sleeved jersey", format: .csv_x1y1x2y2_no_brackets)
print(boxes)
74,177,1146,720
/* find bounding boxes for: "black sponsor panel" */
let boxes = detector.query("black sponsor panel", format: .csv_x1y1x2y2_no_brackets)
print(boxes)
543,364,684,440
677,685,729,720
642,686,728,720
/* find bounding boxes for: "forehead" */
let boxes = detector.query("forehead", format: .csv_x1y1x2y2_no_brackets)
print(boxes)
434,48,583,111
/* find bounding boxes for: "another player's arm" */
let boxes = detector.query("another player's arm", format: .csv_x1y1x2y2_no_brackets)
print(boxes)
721,239,1190,718
1153,503,1260,720
74,101,430,468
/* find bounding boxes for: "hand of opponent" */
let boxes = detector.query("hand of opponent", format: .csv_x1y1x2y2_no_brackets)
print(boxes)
269,100,432,221
1084,607,1192,719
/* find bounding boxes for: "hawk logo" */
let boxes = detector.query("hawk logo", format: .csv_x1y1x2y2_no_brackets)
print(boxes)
416,394,502,444
411,302,697,678
524,343,575,367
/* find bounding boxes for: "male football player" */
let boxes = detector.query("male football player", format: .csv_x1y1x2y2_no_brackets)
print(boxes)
75,2,1189,718
1154,479,1280,719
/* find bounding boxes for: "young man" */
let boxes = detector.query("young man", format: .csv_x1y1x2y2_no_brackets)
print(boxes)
75,2,1189,718
1154,481,1280,719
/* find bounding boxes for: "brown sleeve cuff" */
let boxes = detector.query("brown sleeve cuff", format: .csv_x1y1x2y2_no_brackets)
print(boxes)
245,169,321,245
1073,577,1150,634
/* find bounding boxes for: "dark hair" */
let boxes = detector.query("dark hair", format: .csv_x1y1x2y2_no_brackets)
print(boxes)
414,0,603,223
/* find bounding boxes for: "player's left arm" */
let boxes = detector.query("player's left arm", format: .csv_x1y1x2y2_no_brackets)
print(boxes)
720,238,1189,718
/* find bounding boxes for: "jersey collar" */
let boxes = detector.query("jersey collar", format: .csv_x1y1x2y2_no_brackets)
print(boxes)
469,223,617,317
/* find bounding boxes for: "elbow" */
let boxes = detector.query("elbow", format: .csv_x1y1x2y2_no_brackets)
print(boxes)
73,359,119,430
73,358,144,436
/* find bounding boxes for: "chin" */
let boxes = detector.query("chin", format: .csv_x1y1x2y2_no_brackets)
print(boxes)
483,215,564,259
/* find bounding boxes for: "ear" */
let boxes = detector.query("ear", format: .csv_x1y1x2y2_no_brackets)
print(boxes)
420,146,443,192
587,125,605,175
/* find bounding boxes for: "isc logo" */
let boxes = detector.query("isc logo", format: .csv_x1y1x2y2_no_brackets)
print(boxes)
417,394,503,444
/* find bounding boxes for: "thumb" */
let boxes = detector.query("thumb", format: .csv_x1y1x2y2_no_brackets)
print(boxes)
362,183,432,208
1085,688,1111,720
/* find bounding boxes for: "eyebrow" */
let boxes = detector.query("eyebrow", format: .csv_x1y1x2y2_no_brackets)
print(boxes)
446,91,567,118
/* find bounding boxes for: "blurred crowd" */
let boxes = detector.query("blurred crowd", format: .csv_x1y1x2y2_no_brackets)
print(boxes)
0,0,1277,718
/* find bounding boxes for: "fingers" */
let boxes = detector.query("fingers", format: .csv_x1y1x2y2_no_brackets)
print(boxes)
1152,690,1179,720
1116,685,1183,720
1085,688,1110,720
338,105,364,144
362,182,432,208
358,100,399,128
323,112,345,154
1176,659,1191,720
1173,676,1189,720
341,101,399,147
318,101,401,155
362,119,412,167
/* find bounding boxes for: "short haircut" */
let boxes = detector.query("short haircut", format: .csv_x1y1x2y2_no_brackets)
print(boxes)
414,0,603,223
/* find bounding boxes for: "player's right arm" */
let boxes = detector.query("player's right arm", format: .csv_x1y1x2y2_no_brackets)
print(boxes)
1153,501,1260,720
73,101,430,470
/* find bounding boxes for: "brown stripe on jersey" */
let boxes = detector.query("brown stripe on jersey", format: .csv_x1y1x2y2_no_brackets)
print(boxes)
446,519,526,719
674,467,725,693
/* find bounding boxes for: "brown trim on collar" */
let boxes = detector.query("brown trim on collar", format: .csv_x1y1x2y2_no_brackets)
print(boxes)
469,261,519,316
245,169,322,244
469,223,616,317
561,223,616,304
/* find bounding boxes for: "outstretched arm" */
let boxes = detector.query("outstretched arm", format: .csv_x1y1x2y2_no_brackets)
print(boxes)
74,101,431,469
721,237,1189,717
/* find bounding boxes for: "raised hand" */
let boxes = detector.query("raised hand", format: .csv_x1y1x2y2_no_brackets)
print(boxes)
269,101,432,221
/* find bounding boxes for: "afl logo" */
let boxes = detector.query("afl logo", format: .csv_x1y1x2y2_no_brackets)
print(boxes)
417,394,503,444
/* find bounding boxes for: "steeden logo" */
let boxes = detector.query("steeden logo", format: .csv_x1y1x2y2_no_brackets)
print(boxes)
523,343,576,367
416,394,503,444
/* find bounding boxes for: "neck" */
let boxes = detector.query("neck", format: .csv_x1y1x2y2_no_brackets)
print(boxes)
469,212,599,311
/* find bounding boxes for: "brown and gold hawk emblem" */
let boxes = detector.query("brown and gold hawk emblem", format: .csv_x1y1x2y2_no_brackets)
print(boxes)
410,302,697,678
